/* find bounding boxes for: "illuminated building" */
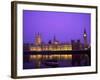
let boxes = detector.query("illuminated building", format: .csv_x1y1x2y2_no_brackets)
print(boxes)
24,29,89,51
29,35,72,51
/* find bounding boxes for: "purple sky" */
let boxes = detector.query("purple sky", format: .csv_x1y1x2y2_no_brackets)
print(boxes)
23,10,91,44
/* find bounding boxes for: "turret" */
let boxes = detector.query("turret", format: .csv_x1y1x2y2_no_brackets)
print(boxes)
35,33,42,45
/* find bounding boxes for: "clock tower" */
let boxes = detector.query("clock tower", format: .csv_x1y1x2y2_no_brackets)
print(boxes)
83,28,88,50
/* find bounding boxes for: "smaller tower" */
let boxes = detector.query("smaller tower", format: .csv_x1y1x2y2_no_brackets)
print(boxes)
83,28,88,50
35,33,42,45
53,36,59,44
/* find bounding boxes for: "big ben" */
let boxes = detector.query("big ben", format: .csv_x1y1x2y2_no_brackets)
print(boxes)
83,28,88,50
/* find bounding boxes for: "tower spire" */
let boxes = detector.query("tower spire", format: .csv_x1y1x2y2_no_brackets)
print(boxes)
53,35,56,42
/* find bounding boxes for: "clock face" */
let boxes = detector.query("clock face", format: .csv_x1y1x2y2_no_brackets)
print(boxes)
84,34,87,37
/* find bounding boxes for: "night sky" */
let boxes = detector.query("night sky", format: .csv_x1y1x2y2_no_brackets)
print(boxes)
23,10,91,44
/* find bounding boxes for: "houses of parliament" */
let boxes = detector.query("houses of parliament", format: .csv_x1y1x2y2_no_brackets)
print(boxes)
27,29,89,52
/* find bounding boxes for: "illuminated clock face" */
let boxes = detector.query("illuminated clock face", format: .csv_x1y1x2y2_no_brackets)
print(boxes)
84,34,87,37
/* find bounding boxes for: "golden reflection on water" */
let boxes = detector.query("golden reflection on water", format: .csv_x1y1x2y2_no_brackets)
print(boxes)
30,54,72,61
